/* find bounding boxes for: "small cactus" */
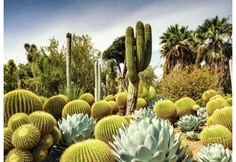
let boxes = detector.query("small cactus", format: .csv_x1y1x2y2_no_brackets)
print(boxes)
91,100,112,121
185,131,198,140
178,114,201,132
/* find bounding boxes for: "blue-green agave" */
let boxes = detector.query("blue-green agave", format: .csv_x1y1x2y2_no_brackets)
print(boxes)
149,97,165,109
197,107,208,126
185,131,198,141
58,113,96,146
198,143,232,162
109,117,192,162
178,115,200,132
132,108,156,121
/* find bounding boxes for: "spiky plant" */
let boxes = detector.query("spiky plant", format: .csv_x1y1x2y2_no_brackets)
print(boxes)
197,107,208,126
79,93,95,106
31,145,48,162
115,92,128,115
50,126,62,145
104,95,115,102
108,100,119,114
109,117,192,162
132,108,156,121
198,143,232,162
175,97,196,117
7,113,29,131
4,127,14,154
136,98,148,110
185,131,198,141
91,100,112,121
202,89,218,104
206,98,228,116
5,148,33,162
178,115,201,132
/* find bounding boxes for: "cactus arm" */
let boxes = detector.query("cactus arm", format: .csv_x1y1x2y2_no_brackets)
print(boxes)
136,21,145,72
142,24,152,71
66,32,72,95
94,61,98,102
125,26,138,83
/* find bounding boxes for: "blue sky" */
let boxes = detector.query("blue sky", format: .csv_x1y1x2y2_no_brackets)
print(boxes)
4,0,232,77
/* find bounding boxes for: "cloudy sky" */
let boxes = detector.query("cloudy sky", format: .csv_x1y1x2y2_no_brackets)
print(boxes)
4,0,232,77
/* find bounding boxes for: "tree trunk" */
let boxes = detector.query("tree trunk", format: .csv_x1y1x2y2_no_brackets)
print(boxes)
126,79,139,115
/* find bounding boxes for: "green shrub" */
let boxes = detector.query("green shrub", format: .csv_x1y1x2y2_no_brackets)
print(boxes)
157,66,223,106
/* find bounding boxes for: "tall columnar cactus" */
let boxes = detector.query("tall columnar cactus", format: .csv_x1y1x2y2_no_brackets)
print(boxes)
125,21,152,115
66,32,72,96
4,89,43,124
94,60,103,101
106,74,109,96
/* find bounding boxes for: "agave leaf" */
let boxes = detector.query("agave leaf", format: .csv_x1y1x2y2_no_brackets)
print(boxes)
126,139,139,157
119,149,133,162
133,130,145,145
138,120,149,135
166,140,181,160
157,129,168,154
131,159,143,162
176,145,188,161
168,154,178,162
73,134,85,142
81,114,89,124
146,124,159,140
128,122,138,136
168,126,175,147
150,151,166,162
80,128,93,138
135,145,152,161
143,134,157,154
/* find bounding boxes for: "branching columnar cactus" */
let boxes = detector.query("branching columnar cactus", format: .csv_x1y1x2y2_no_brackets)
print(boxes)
4,89,43,124
206,98,228,116
153,99,177,124
109,117,192,162
132,108,156,121
207,106,232,131
178,115,201,132
197,107,208,126
58,113,96,147
125,21,152,115
175,97,196,117
200,124,232,149
198,143,232,162
60,139,115,162
43,95,69,120
94,115,129,144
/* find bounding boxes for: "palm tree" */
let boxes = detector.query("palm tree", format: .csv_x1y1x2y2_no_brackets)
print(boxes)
159,24,196,75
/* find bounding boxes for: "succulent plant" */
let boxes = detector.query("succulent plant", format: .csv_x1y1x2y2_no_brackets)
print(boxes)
91,100,112,121
226,98,232,106
109,117,192,162
153,99,176,124
132,108,156,121
31,144,49,162
198,143,232,162
178,114,201,132
206,98,228,116
12,124,41,150
104,94,115,102
4,127,14,153
191,104,200,111
4,89,43,124
60,139,115,162
5,148,33,162
148,97,165,109
136,98,148,110
209,94,224,101
185,131,198,141
29,111,56,136
175,97,196,117
123,115,138,124
50,126,62,145
108,100,119,114
61,99,91,118
94,115,129,144
115,92,128,115
58,113,96,147
202,89,218,104
38,134,54,149
197,107,208,126
79,93,95,106
207,106,232,131
200,124,232,149
43,95,69,120
7,113,29,131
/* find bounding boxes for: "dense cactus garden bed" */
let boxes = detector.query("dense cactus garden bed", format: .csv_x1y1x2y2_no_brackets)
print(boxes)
3,88,233,162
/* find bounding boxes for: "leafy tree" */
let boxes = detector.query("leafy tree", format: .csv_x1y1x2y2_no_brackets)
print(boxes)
4,59,18,93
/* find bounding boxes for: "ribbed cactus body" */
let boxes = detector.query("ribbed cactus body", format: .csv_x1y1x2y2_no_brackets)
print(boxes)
60,139,115,162
175,97,196,117
207,106,232,131
79,93,95,106
4,127,14,153
202,89,218,104
31,145,48,162
61,99,91,118
153,99,176,124
104,95,115,101
12,124,41,150
5,148,33,162
200,124,232,149
91,100,112,121
226,98,232,106
43,95,69,120
7,113,29,131
206,98,228,116
94,115,129,144
38,134,54,149
29,111,56,136
50,126,62,145
108,100,119,114
136,97,148,110
4,89,43,123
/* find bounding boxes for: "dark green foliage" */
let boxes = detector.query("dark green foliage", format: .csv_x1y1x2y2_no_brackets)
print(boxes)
157,65,223,106
4,89,43,124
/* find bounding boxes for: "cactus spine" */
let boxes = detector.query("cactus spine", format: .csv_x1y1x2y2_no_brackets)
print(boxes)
125,21,152,115
94,60,102,101
66,32,72,96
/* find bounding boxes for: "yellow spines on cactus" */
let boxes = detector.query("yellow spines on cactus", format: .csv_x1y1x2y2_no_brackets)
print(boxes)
4,89,43,124
57,94,70,102
175,97,196,117
207,106,232,131
108,100,119,114
115,92,128,109
136,98,148,110
12,124,41,150
123,115,138,125
153,100,176,124
200,124,232,149
29,111,56,135
43,95,69,120
202,89,218,104
60,139,115,162
5,148,33,162
50,126,61,145
79,93,95,106
206,98,228,116
209,94,224,101
94,115,129,144
61,99,91,118
4,127,14,153
91,100,112,121
31,145,48,162
7,113,29,131
38,134,54,149
226,98,232,106
104,95,115,102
